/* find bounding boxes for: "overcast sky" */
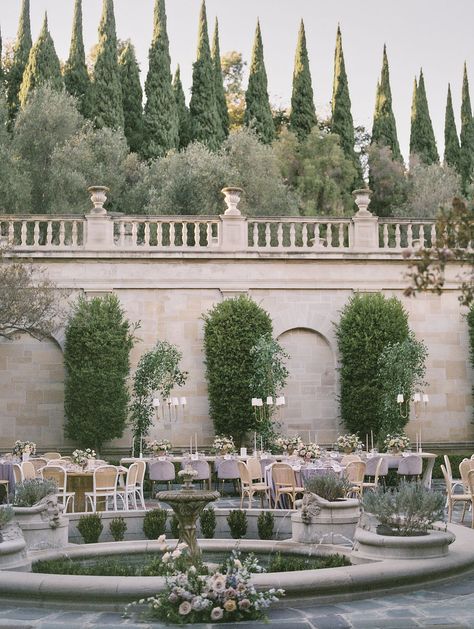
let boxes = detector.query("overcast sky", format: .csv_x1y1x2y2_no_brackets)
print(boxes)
2,0,474,161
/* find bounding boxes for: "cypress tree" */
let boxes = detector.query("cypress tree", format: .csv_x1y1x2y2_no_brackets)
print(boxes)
212,18,229,141
331,25,360,180
444,83,460,171
7,0,32,121
460,63,474,192
371,45,401,160
189,0,221,149
143,0,178,158
173,66,192,149
90,0,124,130
289,19,316,141
64,0,91,118
119,42,144,154
244,20,274,144
409,69,439,165
19,13,63,109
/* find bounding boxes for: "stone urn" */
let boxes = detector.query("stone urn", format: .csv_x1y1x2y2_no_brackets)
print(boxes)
291,492,361,545
13,495,69,551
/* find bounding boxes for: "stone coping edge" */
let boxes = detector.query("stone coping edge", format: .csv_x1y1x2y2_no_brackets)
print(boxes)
0,524,473,609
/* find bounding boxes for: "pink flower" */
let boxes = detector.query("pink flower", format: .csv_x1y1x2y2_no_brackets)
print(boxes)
178,601,192,616
168,592,178,603
238,598,251,610
211,607,224,620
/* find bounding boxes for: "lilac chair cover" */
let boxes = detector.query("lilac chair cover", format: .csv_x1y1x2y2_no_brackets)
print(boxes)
365,456,389,476
397,455,422,476
182,459,210,481
148,460,175,482
216,459,240,480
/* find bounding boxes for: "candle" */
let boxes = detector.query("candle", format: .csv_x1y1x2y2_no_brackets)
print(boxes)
397,394,404,404
266,396,273,405
308,430,311,443
422,394,429,404
416,432,419,451
419,428,422,452
195,433,198,454
366,434,369,452
190,436,193,454
370,430,374,451
260,436,263,452
315,432,318,444
254,431,257,453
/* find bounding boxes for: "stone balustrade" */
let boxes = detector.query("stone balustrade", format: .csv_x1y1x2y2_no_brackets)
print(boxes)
0,216,85,249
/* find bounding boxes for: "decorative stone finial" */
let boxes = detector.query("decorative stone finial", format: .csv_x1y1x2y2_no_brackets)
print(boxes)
221,187,243,216
352,188,373,216
87,186,109,215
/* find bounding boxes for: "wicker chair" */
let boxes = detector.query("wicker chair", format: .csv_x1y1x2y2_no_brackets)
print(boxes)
237,460,270,509
441,464,473,525
21,461,36,481
43,452,62,461
344,461,366,497
116,462,139,510
30,458,48,477
85,466,120,512
41,465,75,512
271,463,304,509
362,456,388,492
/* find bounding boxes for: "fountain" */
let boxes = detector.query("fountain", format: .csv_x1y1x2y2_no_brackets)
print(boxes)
157,468,219,565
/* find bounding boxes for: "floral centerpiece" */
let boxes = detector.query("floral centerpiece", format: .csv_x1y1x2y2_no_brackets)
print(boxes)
212,435,236,455
12,440,36,459
146,439,172,456
274,435,302,455
335,434,362,454
126,544,284,624
295,442,321,461
178,467,199,489
383,433,410,454
72,448,96,468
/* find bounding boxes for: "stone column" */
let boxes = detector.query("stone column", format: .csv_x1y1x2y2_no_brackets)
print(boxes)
84,186,114,250
351,188,379,250
219,187,248,252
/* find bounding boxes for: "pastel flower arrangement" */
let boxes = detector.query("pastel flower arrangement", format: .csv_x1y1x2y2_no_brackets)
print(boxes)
212,435,236,454
146,439,172,455
295,442,321,461
178,467,199,483
126,546,284,624
12,440,36,457
335,434,363,453
383,433,411,453
274,435,303,454
71,448,96,466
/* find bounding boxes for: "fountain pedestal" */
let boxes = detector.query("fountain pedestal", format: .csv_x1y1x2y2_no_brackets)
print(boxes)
157,488,220,565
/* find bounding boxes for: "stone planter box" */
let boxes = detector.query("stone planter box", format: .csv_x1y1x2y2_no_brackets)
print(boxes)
291,496,360,545
0,523,30,571
13,497,69,551
351,526,456,563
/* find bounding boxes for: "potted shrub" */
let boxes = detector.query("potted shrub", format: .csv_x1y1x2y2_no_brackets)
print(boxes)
0,505,30,570
12,479,69,550
352,482,454,562
291,473,360,544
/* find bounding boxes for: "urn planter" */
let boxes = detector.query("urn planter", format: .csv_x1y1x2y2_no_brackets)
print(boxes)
351,525,455,563
13,497,69,551
291,494,360,545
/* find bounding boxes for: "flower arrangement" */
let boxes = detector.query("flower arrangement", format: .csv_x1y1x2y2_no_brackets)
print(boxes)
212,435,236,454
295,442,321,461
274,435,302,454
126,547,284,624
12,440,36,457
146,439,172,455
383,433,410,453
178,468,199,481
335,434,362,453
72,448,96,467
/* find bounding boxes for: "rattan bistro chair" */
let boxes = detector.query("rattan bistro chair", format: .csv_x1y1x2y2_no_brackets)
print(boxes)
134,459,146,509
362,456,388,492
41,465,75,512
43,452,62,461
21,461,36,481
271,463,304,509
116,462,139,510
30,458,48,477
85,466,120,512
344,461,366,497
237,460,270,509
441,464,473,525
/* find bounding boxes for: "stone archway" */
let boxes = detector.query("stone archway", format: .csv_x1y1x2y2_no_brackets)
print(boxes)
277,327,339,444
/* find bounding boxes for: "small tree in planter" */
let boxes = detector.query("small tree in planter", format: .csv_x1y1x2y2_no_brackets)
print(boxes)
227,509,247,539
109,516,127,541
143,508,167,539
257,511,274,540
200,508,216,539
78,513,103,544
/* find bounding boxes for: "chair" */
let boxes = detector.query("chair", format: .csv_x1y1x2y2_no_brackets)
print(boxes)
459,459,474,492
341,454,361,466
85,466,120,512
116,463,139,510
345,461,366,497
21,461,36,480
12,464,22,484
441,464,473,524
30,458,48,477
149,460,176,496
181,460,211,490
259,457,276,478
271,463,304,509
43,452,62,461
247,457,263,482
237,461,270,509
362,457,388,492
41,466,75,512
444,455,464,504
134,459,146,509
397,455,422,479
216,458,240,494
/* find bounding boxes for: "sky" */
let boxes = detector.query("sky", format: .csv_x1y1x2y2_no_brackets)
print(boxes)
1,0,474,162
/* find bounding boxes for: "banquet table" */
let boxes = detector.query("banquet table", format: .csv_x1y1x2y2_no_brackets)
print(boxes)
361,452,437,489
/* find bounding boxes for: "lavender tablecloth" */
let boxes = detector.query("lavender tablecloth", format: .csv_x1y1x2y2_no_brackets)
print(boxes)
0,462,15,497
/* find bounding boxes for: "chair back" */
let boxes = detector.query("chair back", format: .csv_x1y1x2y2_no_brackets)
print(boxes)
216,459,240,480
135,460,146,485
41,466,66,492
397,455,422,476
183,459,210,480
21,461,36,480
345,461,366,483
125,462,139,489
13,463,22,484
238,460,252,486
43,452,61,461
441,464,452,499
259,457,276,477
47,459,67,467
444,455,454,480
364,456,386,477
149,460,175,482
30,458,48,476
341,454,361,466
247,457,262,482
467,469,474,496
460,458,471,489
272,463,295,489
93,466,119,492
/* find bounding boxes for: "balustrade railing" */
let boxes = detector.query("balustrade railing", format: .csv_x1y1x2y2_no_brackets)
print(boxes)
247,217,352,250
0,216,85,248
112,216,220,249
378,218,437,250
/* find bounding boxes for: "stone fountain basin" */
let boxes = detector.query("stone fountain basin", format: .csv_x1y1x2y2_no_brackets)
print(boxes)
0,525,474,610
